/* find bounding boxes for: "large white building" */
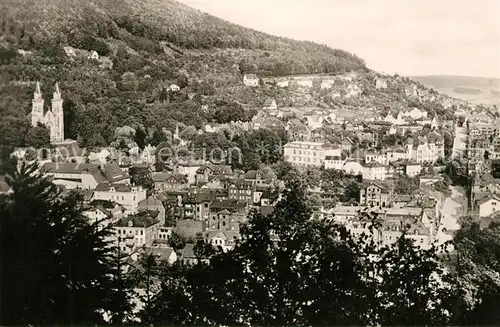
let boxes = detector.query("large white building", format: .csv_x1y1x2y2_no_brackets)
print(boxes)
30,81,64,144
284,141,341,167
94,183,147,215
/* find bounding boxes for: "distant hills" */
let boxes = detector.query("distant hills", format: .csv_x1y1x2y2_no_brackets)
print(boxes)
410,75,500,105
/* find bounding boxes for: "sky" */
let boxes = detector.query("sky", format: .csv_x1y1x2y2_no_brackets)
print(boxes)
178,0,500,78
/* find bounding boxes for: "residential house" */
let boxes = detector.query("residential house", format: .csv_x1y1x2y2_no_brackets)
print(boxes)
207,199,248,231
227,179,255,204
391,195,413,208
375,78,388,89
406,136,444,164
365,150,387,165
284,141,341,167
402,107,428,120
179,243,210,265
182,191,215,221
205,231,241,252
243,74,259,87
138,196,166,225
63,46,76,57
263,98,278,110
140,246,177,265
359,182,393,207
177,161,203,184
93,183,147,215
342,159,364,176
361,162,387,181
479,194,500,218
419,174,442,186
88,50,99,60
287,122,311,142
324,155,346,170
389,160,422,177
114,211,160,254
386,147,408,163
195,165,233,184
152,172,188,192
244,167,276,186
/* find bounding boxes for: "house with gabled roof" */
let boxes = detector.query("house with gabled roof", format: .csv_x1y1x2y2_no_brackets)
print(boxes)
195,164,233,185
243,74,259,87
244,167,276,186
263,98,278,110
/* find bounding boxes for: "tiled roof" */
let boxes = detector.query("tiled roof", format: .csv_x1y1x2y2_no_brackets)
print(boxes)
229,179,254,189
181,243,196,259
210,199,247,210
142,246,175,261
95,183,135,192
115,211,159,228
196,164,233,175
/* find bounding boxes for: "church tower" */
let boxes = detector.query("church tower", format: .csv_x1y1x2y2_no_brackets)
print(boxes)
31,81,44,127
51,82,64,143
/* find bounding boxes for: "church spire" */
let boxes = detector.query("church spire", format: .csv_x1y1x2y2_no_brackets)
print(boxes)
34,81,42,99
53,82,61,100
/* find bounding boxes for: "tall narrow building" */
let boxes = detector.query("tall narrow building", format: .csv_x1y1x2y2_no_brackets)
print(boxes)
30,82,64,143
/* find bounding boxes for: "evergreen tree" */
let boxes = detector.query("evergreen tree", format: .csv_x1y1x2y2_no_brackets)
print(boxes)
0,162,132,325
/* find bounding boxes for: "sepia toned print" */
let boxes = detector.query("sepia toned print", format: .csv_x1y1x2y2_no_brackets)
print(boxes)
0,0,499,325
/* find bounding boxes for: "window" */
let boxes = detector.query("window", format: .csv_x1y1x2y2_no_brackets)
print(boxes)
140,230,143,235
493,202,497,206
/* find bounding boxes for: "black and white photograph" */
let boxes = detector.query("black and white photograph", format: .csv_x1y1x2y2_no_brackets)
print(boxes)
0,0,499,325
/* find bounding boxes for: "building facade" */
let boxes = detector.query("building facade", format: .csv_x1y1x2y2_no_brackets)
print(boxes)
31,81,64,143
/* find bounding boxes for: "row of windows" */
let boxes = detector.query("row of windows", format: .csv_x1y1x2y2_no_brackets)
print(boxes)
117,229,144,235
106,195,137,201
292,156,319,163
292,149,318,155
230,189,252,194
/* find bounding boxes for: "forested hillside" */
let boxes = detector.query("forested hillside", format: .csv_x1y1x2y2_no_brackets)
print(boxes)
0,0,365,75
0,0,367,158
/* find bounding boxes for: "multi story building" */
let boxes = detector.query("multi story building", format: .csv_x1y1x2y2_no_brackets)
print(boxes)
207,199,249,231
227,179,255,203
182,191,215,221
359,181,393,207
361,162,387,180
324,155,346,170
114,211,160,254
93,183,147,215
284,141,341,167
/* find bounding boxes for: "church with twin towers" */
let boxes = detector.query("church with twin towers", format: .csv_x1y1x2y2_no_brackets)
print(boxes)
30,81,64,144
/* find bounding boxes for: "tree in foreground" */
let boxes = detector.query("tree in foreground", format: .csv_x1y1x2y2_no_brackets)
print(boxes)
0,162,132,325
148,177,456,326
